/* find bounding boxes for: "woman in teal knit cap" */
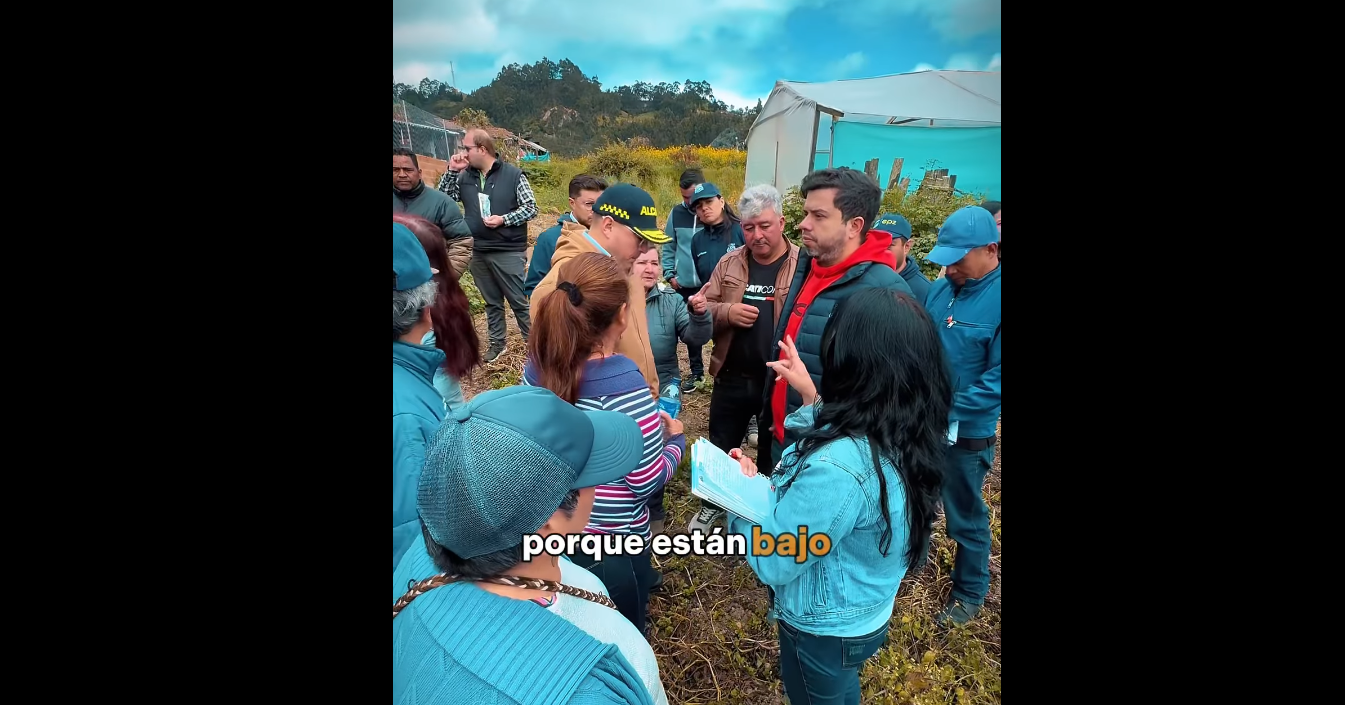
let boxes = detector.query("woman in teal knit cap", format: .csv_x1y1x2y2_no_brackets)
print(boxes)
393,385,669,704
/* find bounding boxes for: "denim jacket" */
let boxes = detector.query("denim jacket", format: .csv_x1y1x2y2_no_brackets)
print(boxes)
728,404,914,637
923,264,1001,439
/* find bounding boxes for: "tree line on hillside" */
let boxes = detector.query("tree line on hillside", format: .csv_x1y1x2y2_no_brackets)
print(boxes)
393,58,762,157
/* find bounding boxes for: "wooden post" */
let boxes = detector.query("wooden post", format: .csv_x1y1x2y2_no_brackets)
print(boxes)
886,158,904,190
863,158,878,182
917,168,957,195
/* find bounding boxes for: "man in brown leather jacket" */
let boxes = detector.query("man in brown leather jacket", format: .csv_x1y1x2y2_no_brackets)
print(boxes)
687,184,799,532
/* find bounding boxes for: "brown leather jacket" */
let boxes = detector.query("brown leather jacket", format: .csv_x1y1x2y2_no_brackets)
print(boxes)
703,243,800,378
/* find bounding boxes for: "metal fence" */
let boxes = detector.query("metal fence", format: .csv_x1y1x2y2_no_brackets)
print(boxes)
393,101,462,162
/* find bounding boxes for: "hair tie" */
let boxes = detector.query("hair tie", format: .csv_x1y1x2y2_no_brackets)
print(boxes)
557,281,583,306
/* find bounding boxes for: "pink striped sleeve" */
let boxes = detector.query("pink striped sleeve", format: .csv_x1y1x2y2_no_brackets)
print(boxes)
607,390,685,499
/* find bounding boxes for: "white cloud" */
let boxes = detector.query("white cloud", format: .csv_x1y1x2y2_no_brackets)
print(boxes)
942,53,988,71
392,62,455,86
704,66,768,109
391,0,998,99
592,61,767,110
394,0,810,77
848,0,1001,40
392,21,496,51
829,52,867,75
910,52,1000,73
477,0,803,50
711,86,768,110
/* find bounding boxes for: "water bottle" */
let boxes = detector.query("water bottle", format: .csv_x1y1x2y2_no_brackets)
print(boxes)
659,378,681,419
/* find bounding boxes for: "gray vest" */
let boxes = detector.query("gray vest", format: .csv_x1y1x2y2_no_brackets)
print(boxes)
458,161,526,253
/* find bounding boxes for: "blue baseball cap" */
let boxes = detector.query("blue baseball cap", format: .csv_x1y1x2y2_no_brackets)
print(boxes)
926,206,999,266
687,181,722,206
417,385,644,559
393,222,433,291
872,213,912,240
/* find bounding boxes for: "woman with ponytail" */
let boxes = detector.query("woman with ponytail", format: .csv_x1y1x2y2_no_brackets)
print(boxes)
728,288,954,705
524,252,684,636
394,213,481,408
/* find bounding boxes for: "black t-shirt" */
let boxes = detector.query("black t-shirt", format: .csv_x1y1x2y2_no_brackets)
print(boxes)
722,252,788,377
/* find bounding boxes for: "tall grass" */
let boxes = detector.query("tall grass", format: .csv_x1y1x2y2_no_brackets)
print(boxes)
524,144,987,281
523,144,747,226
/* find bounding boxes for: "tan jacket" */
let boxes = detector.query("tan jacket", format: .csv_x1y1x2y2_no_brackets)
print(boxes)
530,220,660,398
703,243,800,378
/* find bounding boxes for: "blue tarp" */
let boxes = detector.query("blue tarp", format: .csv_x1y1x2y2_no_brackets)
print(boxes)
746,71,1000,199
817,123,1001,200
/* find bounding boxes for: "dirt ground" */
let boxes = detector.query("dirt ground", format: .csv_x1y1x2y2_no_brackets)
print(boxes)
454,219,1001,704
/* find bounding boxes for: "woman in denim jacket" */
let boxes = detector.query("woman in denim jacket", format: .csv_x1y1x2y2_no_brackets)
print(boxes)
728,289,953,705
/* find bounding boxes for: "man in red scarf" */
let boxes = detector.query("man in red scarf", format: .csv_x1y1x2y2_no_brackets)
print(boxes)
756,168,916,478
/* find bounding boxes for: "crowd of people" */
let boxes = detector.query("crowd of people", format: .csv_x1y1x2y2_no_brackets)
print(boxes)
393,137,1001,704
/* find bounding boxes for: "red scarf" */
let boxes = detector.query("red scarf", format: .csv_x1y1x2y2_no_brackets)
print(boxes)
771,232,896,444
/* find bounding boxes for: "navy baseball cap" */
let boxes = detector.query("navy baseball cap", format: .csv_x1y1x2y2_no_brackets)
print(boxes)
873,213,912,240
417,386,644,559
926,206,999,266
687,182,722,207
393,222,433,291
593,183,671,244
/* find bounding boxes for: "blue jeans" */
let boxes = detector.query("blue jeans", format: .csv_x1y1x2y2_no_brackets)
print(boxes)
941,443,997,604
778,620,888,705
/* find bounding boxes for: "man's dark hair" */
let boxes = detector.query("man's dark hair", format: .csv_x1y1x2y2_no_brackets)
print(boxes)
979,200,1001,216
393,147,419,169
800,167,882,236
679,168,705,190
568,174,608,199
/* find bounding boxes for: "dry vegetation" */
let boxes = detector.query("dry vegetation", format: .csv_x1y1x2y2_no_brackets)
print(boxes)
448,214,1001,704
521,144,751,222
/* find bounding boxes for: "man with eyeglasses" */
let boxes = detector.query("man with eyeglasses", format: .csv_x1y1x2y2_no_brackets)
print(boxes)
524,174,607,299
529,183,672,398
438,129,539,363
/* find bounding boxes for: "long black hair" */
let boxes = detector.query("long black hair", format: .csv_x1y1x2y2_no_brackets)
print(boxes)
779,288,953,568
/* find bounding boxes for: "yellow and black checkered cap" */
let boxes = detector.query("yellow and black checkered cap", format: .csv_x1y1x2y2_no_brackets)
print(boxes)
592,183,671,244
